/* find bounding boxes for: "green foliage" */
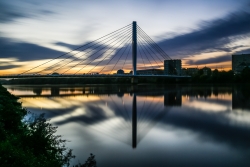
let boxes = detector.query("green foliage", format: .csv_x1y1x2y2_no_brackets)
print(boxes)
0,85,77,167
73,154,97,167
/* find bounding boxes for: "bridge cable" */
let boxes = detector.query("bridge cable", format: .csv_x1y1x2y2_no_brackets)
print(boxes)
100,35,132,73
137,25,171,60
138,26,177,75
137,27,167,61
20,23,132,75
51,25,132,74
137,37,155,70
121,43,132,72
87,31,132,74
137,29,164,64
108,39,132,74
99,35,132,74
137,42,146,70
137,35,162,69
76,30,131,75
137,25,170,60
39,24,132,74
62,27,131,74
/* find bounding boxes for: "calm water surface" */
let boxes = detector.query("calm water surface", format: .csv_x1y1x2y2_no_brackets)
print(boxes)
4,84,250,167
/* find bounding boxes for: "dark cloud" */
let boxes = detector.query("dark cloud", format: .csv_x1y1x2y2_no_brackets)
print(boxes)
235,48,250,54
55,42,79,50
159,11,250,58
0,2,30,23
0,64,21,70
0,2,55,23
186,55,231,65
0,37,64,61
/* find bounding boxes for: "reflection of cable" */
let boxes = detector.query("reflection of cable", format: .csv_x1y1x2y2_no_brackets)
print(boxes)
137,96,155,127
95,95,131,144
137,96,168,143
120,96,133,125
97,95,126,132
110,95,131,132
137,96,147,128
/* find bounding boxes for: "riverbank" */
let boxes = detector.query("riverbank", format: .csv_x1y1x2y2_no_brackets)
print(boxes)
0,84,95,167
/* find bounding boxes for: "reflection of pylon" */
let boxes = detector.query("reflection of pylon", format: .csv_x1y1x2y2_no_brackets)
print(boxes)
132,94,137,148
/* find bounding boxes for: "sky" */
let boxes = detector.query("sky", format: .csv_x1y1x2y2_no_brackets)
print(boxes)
0,0,250,74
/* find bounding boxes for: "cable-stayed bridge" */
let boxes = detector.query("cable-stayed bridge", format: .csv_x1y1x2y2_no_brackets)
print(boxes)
1,21,190,81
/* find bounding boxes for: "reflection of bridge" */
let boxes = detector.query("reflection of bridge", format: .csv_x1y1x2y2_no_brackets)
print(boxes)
1,21,190,82
9,85,182,148
10,84,250,155
11,85,250,149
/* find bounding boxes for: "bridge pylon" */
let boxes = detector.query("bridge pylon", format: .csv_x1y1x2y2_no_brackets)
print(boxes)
132,21,137,76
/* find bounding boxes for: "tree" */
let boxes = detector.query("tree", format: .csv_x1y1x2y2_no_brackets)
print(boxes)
0,85,75,167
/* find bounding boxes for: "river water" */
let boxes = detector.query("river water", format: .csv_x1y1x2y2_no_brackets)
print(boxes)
4,84,250,167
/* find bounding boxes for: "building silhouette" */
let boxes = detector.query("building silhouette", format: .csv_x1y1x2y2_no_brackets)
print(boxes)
137,69,164,75
232,54,250,74
164,59,182,75
117,69,124,74
202,66,211,76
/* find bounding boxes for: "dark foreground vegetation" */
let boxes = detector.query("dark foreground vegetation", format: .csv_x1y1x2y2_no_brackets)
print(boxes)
0,85,96,167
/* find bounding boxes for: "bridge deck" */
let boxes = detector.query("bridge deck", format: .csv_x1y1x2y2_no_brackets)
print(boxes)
0,74,191,79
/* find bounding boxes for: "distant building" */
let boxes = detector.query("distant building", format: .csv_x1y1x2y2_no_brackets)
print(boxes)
232,54,250,74
137,69,164,75
188,68,198,75
117,69,124,74
202,66,211,76
51,72,60,76
164,59,181,75
181,68,187,76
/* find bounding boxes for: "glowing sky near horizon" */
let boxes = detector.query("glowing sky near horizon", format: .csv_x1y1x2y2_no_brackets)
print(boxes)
0,0,250,74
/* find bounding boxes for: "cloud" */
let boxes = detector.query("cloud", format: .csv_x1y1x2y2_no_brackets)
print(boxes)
235,48,250,54
0,64,21,70
0,37,64,61
39,9,55,15
158,11,250,58
0,1,55,23
0,1,30,23
55,42,79,50
186,55,231,65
